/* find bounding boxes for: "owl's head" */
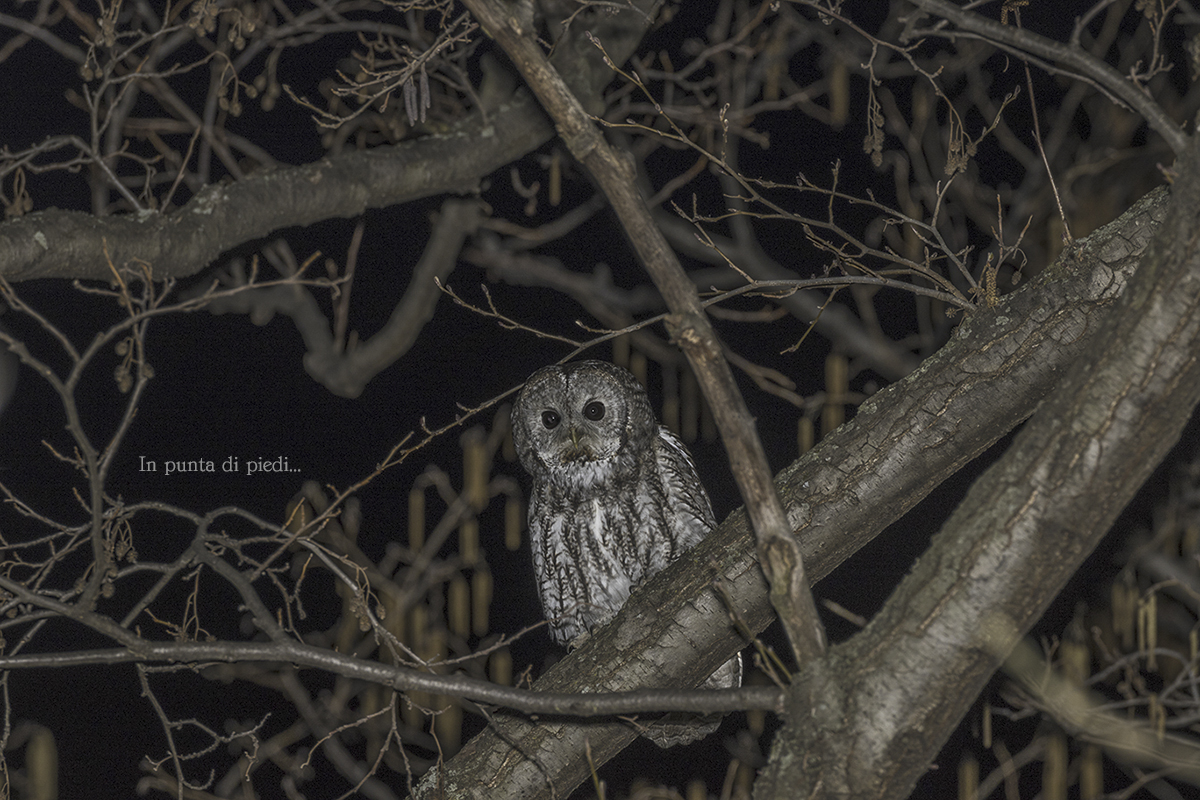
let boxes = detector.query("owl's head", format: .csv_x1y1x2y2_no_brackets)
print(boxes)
510,360,656,482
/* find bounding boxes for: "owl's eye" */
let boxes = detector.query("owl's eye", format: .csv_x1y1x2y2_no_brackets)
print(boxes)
541,409,562,429
582,401,605,421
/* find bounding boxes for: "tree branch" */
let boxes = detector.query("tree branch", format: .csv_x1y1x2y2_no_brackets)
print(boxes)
0,0,657,284
410,168,1174,800
905,0,1189,154
755,134,1200,797
193,199,483,398
0,643,783,717
655,213,923,381
461,0,827,672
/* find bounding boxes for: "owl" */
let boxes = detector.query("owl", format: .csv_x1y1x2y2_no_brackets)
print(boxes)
510,360,741,746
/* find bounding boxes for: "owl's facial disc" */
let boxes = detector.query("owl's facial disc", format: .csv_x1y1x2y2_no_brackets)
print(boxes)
533,392,615,465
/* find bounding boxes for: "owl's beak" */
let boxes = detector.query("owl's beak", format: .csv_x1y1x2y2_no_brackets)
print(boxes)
558,427,593,463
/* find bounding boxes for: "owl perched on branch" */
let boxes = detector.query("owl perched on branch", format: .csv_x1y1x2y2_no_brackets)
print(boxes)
510,360,741,747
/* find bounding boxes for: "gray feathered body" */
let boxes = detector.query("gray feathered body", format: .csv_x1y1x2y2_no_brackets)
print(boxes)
527,432,713,643
510,361,740,746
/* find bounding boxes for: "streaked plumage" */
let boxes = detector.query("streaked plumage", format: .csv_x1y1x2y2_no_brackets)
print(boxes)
510,360,740,746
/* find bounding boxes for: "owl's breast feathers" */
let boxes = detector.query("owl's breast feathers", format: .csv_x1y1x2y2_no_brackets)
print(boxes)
526,426,716,644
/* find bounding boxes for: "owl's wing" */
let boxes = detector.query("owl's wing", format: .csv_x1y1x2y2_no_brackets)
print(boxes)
654,425,716,550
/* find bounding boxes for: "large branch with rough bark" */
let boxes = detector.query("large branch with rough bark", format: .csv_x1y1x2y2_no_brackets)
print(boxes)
411,173,1172,799
755,132,1200,799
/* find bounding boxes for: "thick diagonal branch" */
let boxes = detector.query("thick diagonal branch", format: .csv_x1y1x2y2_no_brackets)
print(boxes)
755,136,1200,798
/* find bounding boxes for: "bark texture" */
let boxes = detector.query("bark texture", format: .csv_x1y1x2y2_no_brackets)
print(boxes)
412,180,1173,799
755,137,1200,798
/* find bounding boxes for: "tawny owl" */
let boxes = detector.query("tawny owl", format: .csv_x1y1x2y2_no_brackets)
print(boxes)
510,360,741,747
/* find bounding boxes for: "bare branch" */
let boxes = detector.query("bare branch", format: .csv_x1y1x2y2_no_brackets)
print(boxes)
460,0,827,674
903,0,1190,154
